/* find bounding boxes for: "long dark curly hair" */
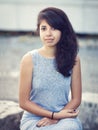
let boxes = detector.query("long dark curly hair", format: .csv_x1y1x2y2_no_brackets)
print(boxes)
37,7,79,77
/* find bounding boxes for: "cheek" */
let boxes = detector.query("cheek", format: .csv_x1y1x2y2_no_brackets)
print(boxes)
40,33,45,42
39,32,43,38
56,32,61,42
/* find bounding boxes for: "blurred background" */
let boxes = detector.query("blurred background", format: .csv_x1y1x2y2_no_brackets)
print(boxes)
0,0,98,129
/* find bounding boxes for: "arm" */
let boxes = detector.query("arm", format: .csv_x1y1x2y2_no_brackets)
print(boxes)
64,55,82,109
19,52,52,118
36,56,82,127
53,55,82,119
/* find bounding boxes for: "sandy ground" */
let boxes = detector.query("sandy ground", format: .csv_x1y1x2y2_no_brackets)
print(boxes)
0,35,98,102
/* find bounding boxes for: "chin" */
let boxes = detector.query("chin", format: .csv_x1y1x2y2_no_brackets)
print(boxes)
45,42,56,46
46,44,56,47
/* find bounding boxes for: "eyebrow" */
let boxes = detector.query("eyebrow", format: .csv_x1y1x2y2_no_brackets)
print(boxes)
40,25,46,27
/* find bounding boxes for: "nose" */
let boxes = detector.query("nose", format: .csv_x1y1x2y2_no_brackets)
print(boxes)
46,29,52,36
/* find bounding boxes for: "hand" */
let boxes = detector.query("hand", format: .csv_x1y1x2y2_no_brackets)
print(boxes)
54,109,79,119
36,117,58,127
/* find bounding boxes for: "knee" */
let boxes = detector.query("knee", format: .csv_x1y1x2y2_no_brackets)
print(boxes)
61,119,82,130
66,121,82,130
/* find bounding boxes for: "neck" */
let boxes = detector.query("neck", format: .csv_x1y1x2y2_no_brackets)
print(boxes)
41,46,56,58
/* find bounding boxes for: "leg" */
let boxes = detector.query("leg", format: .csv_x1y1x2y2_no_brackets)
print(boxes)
56,118,82,130
20,117,82,130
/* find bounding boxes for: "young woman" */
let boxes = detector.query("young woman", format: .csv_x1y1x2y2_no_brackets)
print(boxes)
19,7,82,130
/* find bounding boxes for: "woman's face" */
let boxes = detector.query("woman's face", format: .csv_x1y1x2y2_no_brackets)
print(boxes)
39,20,61,47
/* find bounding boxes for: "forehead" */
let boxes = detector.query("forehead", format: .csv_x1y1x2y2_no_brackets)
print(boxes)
40,19,50,26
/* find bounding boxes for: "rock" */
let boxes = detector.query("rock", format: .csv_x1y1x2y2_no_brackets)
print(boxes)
0,112,23,130
79,92,98,130
0,93,98,130
0,100,23,130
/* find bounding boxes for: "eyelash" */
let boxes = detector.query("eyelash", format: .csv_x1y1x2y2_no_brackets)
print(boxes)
40,27,55,31
41,27,46,31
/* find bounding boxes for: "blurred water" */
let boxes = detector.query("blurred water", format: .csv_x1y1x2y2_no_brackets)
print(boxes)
0,36,98,101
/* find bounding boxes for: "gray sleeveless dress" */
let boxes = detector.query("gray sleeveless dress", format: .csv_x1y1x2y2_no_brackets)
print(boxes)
20,50,82,130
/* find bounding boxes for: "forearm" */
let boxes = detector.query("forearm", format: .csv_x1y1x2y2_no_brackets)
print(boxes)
63,99,81,110
20,100,52,118
52,99,81,120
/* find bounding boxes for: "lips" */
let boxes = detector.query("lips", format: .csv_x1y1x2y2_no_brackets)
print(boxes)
45,38,54,42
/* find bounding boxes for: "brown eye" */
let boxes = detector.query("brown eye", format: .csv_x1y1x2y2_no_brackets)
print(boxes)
41,26,46,31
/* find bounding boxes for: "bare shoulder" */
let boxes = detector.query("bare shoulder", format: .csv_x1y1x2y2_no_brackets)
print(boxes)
72,55,81,72
20,49,37,64
75,55,80,62
74,55,80,68
20,51,35,70
71,55,81,85
20,52,32,66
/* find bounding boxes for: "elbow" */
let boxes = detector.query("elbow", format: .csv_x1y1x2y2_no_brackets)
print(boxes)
19,102,24,109
19,99,28,110
19,101,24,109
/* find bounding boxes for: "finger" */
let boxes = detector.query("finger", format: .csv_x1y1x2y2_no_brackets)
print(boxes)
42,121,50,127
36,120,44,127
37,118,50,127
42,121,57,127
69,110,79,118
73,109,79,114
68,109,79,113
